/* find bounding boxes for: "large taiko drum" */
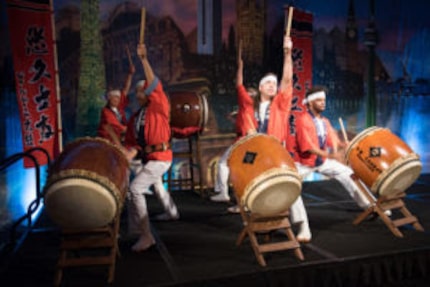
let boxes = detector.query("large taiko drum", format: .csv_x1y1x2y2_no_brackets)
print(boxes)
43,137,129,230
345,126,422,197
228,133,302,216
169,90,208,137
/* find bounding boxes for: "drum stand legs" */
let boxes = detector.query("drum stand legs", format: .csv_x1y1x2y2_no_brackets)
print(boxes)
236,204,304,267
351,175,424,238
167,133,205,196
53,216,120,286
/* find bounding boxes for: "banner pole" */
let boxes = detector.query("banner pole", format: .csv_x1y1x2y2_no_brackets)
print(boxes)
49,0,63,153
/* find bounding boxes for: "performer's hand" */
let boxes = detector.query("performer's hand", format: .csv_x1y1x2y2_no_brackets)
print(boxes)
137,44,147,59
329,150,346,164
283,35,293,51
124,147,138,162
246,128,257,135
129,64,136,74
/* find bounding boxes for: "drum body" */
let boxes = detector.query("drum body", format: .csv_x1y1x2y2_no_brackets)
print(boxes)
228,133,302,216
44,137,129,230
346,127,421,197
169,91,208,137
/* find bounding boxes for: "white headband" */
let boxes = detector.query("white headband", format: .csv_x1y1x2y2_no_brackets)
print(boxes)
302,91,326,105
135,80,146,91
259,75,278,87
108,90,121,98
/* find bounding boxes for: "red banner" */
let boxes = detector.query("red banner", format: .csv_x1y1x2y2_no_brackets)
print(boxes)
7,0,59,167
285,7,313,154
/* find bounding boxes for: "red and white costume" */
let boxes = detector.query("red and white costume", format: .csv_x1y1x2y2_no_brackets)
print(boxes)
97,91,128,143
294,111,374,209
124,77,178,237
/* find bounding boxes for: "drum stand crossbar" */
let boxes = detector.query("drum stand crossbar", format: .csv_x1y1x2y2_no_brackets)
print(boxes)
351,175,424,238
236,204,304,267
54,216,120,286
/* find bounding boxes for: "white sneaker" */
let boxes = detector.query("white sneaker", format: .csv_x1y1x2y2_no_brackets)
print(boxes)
210,193,230,202
296,222,312,243
227,205,240,214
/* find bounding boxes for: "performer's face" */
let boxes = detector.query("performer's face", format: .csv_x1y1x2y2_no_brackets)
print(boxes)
108,96,120,107
259,80,277,98
309,98,326,114
136,91,148,106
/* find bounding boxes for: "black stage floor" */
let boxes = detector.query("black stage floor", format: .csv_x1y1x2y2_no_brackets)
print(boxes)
1,175,430,287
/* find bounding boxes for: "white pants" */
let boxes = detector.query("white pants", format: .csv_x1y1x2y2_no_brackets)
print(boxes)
295,159,375,209
127,160,177,235
214,145,233,197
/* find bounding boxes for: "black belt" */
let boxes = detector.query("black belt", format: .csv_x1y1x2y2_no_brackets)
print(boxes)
144,142,171,154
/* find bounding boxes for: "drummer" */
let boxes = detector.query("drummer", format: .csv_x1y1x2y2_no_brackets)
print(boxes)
123,43,179,252
97,62,135,145
210,34,312,242
291,87,390,223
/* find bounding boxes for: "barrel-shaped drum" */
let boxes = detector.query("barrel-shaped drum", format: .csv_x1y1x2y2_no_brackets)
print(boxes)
228,133,302,216
169,91,208,137
345,126,422,197
43,137,129,230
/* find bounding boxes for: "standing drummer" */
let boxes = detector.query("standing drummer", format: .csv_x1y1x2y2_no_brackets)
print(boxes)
210,34,312,242
292,87,385,215
123,43,179,252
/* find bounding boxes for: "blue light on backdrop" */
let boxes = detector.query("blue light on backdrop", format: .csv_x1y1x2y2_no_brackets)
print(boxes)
1,89,46,228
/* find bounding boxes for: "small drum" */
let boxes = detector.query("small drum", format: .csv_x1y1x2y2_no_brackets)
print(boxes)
169,90,208,137
43,137,129,230
228,133,302,216
345,126,422,197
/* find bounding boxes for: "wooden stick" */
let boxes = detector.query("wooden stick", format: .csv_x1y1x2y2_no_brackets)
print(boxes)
125,45,132,65
104,124,122,147
285,6,294,37
338,117,348,142
139,7,146,44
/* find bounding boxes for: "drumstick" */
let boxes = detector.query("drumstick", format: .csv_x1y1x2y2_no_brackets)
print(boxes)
125,45,132,65
139,7,146,44
104,124,122,147
338,117,348,142
285,6,294,37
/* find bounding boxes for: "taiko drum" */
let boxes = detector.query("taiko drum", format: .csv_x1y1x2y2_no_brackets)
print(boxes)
169,91,208,137
228,133,302,216
345,126,421,197
43,137,129,230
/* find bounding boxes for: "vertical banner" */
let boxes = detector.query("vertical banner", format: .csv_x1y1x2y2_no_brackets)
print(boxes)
285,7,313,154
7,0,59,167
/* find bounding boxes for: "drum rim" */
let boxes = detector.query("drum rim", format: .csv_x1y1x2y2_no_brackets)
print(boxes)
197,93,209,131
242,167,302,214
372,153,422,195
44,168,124,214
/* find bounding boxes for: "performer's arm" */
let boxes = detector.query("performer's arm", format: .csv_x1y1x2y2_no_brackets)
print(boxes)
236,40,243,87
279,35,293,94
137,43,155,87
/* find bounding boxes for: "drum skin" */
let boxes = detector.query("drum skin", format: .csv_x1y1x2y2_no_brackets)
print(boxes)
43,137,129,230
345,127,422,197
169,91,208,134
228,133,302,216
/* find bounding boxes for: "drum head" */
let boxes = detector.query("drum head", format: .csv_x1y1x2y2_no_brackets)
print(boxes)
44,178,117,229
377,157,422,197
243,169,302,217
